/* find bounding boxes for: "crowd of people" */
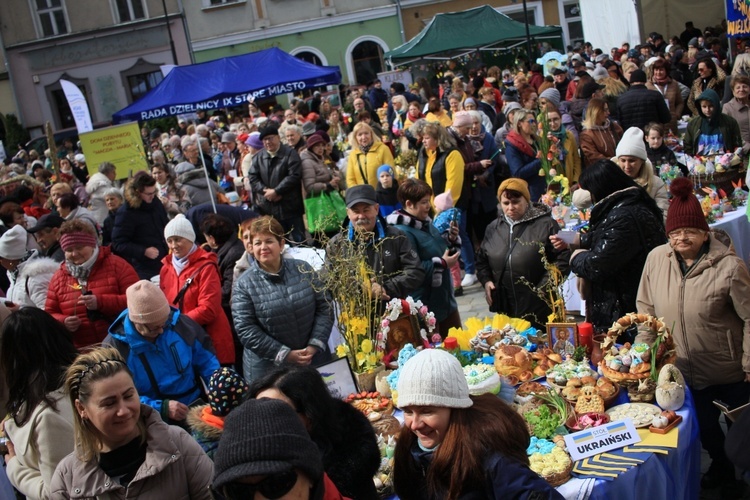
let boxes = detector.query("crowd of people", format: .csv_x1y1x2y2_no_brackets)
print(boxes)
0,17,747,500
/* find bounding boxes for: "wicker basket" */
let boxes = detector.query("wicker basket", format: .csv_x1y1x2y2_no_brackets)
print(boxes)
543,460,573,487
598,313,676,383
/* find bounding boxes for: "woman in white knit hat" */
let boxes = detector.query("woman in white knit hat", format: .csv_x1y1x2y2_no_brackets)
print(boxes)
612,127,669,222
392,349,563,499
0,224,58,309
159,214,235,366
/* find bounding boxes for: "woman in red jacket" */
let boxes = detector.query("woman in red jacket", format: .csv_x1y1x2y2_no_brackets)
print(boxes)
45,219,139,349
159,214,235,365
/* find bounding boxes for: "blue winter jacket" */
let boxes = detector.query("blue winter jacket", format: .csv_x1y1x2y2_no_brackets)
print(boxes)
104,308,220,416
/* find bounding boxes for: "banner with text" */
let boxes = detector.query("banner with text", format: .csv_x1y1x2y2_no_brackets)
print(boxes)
727,0,750,38
60,79,93,134
79,122,147,179
563,419,641,461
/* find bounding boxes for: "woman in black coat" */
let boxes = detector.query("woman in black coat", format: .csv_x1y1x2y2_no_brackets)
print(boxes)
111,172,169,279
249,365,381,500
551,160,666,336
477,178,569,330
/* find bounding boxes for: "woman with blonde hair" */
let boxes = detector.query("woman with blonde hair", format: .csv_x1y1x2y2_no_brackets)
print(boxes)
391,95,409,137
504,109,546,202
346,122,394,188
417,122,464,208
49,347,213,499
579,98,623,167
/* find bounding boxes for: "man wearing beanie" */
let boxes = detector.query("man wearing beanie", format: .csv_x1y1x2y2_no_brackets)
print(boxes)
615,69,671,131
636,176,750,497
159,214,236,365
105,279,220,424
248,123,306,243
213,399,345,499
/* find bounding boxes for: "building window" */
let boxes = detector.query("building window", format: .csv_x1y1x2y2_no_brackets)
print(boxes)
563,2,584,47
505,9,536,26
295,51,323,66
351,41,383,86
127,71,163,102
115,0,145,22
35,0,68,37
121,59,165,103
209,0,239,5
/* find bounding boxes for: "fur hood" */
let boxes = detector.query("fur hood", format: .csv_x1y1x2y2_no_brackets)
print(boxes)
85,172,112,195
18,255,61,279
186,404,224,441
123,177,144,209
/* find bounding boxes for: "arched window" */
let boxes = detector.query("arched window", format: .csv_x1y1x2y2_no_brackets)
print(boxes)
294,51,323,66
351,41,383,86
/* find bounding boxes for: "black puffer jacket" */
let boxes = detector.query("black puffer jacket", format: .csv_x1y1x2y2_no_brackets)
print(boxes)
570,186,666,332
476,204,570,328
321,400,381,500
615,85,671,131
232,257,333,382
248,144,304,221
111,192,169,279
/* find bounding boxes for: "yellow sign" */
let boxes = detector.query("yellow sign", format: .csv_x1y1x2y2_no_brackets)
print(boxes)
79,122,148,179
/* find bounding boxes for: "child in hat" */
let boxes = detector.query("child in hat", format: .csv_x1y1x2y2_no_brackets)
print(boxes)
432,191,463,295
376,165,401,218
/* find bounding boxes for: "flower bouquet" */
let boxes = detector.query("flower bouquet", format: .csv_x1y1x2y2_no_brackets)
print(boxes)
536,113,563,186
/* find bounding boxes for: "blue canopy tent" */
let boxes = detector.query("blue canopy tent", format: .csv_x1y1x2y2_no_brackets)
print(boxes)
112,47,342,123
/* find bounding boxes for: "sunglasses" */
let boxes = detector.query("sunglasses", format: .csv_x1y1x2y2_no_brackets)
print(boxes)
526,118,537,124
215,470,297,499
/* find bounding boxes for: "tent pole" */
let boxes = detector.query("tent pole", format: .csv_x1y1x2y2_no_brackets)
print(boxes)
198,142,218,214
522,0,533,68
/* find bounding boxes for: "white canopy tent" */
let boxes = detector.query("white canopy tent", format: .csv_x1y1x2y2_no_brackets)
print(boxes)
579,0,727,53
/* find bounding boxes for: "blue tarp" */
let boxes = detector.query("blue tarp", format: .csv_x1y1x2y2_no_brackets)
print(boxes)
112,47,342,123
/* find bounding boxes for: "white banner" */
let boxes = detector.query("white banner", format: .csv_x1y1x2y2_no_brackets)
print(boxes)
60,79,93,133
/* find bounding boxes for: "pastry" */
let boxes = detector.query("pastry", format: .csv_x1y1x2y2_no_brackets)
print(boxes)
463,364,501,395
346,392,393,416
517,381,547,396
575,386,605,413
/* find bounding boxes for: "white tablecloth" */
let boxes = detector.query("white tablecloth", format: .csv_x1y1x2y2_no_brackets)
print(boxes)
710,205,750,266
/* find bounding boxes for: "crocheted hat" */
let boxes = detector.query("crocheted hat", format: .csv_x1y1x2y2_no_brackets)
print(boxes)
396,349,473,409
208,367,249,417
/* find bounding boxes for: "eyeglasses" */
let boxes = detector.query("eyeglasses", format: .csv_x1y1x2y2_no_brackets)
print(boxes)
134,320,168,335
141,190,157,197
668,228,705,239
526,119,537,124
215,470,298,499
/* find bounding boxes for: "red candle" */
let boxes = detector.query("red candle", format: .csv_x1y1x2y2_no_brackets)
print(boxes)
578,322,594,356
443,337,458,350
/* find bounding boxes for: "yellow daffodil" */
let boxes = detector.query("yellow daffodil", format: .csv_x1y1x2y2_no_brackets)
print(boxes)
336,344,349,358
361,338,373,354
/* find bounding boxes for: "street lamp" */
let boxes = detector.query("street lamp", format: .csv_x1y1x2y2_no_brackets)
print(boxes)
510,0,533,67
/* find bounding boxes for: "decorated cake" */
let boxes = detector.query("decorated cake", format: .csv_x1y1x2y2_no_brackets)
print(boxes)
463,363,501,395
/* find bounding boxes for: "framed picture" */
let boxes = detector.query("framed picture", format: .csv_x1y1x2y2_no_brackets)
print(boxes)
547,323,578,357
315,356,358,400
